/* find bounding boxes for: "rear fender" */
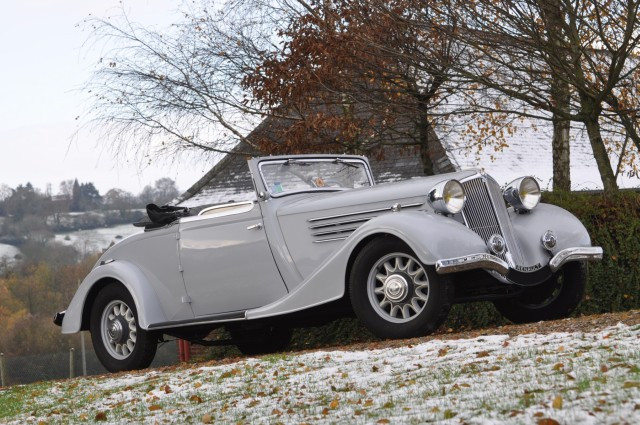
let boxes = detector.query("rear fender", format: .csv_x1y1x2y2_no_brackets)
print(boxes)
247,210,486,319
61,261,168,334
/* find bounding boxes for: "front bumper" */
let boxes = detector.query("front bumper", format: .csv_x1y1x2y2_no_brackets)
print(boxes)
435,246,603,282
53,310,65,327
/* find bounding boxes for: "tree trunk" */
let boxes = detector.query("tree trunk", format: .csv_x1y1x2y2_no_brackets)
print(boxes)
541,0,571,192
418,114,436,176
583,118,619,192
551,114,571,191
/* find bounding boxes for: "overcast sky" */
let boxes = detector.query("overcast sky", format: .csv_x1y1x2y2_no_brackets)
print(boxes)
0,0,213,196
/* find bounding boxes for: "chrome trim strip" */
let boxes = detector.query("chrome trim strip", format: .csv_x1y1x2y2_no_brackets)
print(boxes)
147,311,247,330
435,253,510,275
308,202,424,223
312,227,358,237
198,201,254,216
308,216,372,229
313,236,348,243
549,247,603,272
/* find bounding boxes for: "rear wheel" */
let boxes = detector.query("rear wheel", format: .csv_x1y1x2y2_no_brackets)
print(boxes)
90,282,158,372
493,261,587,323
227,325,292,356
349,238,451,339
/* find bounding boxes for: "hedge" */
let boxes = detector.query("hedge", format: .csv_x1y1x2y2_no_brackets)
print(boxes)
203,191,640,359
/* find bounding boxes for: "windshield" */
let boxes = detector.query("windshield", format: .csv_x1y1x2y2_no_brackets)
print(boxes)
259,158,373,196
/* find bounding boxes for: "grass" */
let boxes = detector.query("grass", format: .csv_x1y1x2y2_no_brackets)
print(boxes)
0,323,639,424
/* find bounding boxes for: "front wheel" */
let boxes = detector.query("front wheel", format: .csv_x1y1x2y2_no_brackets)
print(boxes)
90,282,158,372
349,238,452,339
493,261,587,324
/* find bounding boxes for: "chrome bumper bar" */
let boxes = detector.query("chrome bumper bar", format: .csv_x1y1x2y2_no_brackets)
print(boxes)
435,253,509,275
548,246,603,272
435,246,603,275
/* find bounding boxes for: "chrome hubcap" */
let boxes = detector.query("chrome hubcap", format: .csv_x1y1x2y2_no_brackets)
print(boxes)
384,275,408,301
108,319,124,343
101,300,137,360
367,253,430,323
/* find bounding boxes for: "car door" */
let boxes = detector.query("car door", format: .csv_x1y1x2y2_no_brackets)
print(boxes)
178,201,288,317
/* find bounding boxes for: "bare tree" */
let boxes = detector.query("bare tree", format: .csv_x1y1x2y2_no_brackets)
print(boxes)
81,1,301,162
430,0,640,191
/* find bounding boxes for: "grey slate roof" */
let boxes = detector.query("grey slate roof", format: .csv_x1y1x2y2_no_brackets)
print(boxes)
177,113,639,208
443,117,640,190
176,145,441,207
176,113,456,207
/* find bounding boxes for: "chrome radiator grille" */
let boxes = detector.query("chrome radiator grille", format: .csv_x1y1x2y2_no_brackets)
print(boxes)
461,177,510,262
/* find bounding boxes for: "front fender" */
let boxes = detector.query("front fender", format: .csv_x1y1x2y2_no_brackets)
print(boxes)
353,210,489,265
247,210,485,319
61,260,169,334
510,203,591,262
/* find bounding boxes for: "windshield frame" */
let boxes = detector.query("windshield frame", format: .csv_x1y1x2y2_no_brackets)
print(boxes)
257,157,375,198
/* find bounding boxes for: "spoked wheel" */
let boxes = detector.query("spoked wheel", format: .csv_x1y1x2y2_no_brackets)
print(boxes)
493,261,587,324
368,252,430,322
90,282,157,372
350,237,451,339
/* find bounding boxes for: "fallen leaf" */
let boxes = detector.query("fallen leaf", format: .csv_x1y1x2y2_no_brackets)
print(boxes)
537,419,560,425
624,381,640,388
372,365,379,372
95,412,107,422
321,408,329,416
476,350,490,358
272,409,282,415
552,396,563,409
553,363,564,371
164,385,172,394
443,409,456,419
190,395,203,404
330,399,339,409
202,413,212,424
377,420,390,424
194,382,202,389
438,348,448,357
149,405,162,411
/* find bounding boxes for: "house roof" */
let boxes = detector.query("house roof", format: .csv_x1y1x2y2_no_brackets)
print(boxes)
175,145,445,207
176,115,639,208
443,117,639,191
175,113,455,207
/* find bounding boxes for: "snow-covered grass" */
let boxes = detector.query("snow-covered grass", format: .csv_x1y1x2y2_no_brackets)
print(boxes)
1,323,639,424
0,243,20,260
54,224,141,254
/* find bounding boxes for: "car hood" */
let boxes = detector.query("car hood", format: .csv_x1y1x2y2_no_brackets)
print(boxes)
276,169,479,217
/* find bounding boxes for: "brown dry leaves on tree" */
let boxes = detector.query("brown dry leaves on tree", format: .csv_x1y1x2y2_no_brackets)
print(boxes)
243,0,467,172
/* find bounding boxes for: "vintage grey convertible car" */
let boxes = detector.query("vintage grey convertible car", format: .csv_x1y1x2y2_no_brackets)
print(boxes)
55,154,602,372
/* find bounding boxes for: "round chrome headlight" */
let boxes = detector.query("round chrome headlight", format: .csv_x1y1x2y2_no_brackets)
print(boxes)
429,179,466,215
503,176,541,212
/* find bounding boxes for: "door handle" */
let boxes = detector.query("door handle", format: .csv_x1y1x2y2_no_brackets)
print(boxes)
247,223,263,230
